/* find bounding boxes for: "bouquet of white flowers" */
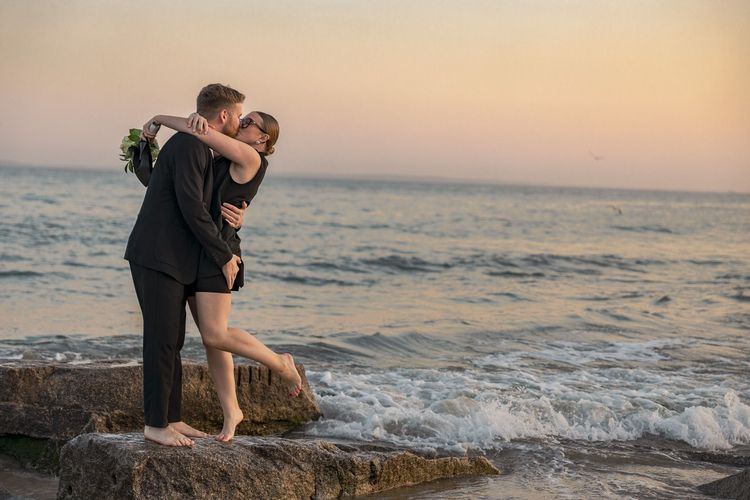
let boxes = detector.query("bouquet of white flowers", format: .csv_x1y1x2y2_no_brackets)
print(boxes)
120,128,159,173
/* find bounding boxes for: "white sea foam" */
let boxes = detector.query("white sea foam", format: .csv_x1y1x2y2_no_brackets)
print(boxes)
305,340,750,453
53,352,85,363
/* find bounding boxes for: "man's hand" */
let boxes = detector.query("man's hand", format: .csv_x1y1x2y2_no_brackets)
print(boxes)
222,201,247,230
222,255,242,289
187,112,209,134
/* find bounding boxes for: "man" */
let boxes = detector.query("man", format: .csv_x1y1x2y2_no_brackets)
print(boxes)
125,83,244,447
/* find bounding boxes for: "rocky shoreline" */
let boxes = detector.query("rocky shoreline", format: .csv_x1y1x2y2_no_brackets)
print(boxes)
0,360,321,474
0,361,501,498
4,360,749,498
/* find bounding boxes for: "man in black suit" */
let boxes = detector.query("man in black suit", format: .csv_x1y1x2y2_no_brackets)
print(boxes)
125,83,244,446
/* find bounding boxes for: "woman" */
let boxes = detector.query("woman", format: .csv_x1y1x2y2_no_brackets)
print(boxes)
142,110,302,442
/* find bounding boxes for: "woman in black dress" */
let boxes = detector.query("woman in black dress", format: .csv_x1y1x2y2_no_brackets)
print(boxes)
143,111,302,441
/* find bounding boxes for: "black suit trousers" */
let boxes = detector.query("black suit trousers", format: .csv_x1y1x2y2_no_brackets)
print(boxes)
130,262,188,427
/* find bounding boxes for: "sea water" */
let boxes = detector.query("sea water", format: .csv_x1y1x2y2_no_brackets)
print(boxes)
0,165,749,498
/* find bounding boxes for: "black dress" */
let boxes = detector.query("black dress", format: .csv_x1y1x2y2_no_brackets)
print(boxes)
196,153,269,291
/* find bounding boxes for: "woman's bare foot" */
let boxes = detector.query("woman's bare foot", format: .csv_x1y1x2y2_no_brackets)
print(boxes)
215,409,244,443
279,353,302,397
169,421,208,438
144,425,194,447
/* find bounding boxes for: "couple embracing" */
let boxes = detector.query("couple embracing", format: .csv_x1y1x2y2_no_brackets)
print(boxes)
124,83,302,447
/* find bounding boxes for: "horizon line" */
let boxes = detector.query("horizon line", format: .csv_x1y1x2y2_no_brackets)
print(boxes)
1,162,748,196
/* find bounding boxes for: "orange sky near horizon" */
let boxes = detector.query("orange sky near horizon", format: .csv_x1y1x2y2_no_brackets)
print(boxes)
0,0,747,192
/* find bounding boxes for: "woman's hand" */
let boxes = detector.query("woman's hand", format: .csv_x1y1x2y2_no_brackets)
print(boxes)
187,112,209,135
222,201,248,229
140,118,160,141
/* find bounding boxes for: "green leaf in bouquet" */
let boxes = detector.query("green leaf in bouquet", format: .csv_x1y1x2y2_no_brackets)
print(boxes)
120,127,160,175
120,137,133,155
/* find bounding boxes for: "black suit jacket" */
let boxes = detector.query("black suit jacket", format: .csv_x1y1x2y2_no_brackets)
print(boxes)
124,132,233,284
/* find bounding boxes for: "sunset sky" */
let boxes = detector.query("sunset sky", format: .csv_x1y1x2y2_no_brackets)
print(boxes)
0,0,747,192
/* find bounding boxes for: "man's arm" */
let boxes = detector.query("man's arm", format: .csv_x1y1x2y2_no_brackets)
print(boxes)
172,136,234,269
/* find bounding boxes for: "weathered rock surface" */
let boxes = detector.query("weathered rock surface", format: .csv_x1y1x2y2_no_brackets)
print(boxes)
0,360,321,472
57,433,500,499
0,360,320,440
698,468,750,499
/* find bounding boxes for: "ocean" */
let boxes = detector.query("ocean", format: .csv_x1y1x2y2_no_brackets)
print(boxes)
1,164,749,498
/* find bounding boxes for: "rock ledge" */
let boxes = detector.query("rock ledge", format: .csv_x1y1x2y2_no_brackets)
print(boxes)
58,433,500,499
0,360,321,472
0,360,320,440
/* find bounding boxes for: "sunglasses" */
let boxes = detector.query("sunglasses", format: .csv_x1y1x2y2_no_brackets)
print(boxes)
240,116,267,134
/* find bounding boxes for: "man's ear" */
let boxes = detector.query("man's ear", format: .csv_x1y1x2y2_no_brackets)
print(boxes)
218,109,228,123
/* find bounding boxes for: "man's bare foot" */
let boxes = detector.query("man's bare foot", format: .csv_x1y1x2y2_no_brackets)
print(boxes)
215,409,244,443
169,421,208,438
279,353,302,397
144,425,194,447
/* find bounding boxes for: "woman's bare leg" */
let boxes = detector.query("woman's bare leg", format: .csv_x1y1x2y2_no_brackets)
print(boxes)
205,345,244,441
196,292,302,397
188,296,244,441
